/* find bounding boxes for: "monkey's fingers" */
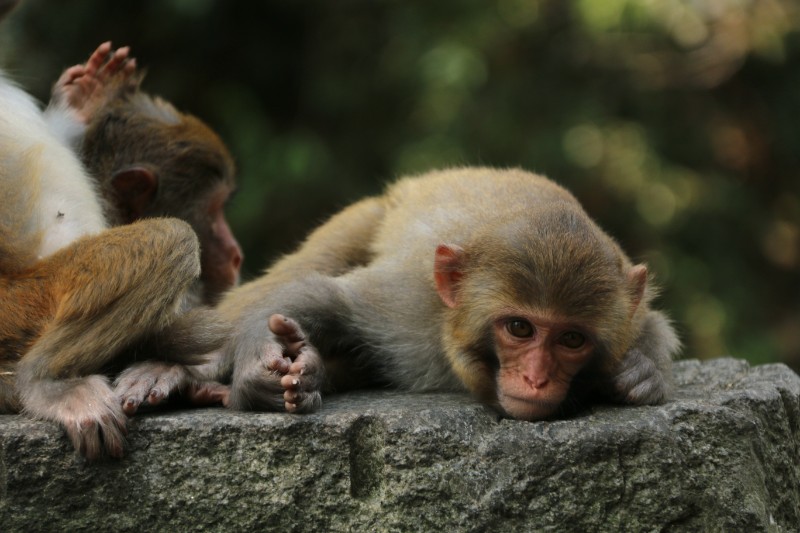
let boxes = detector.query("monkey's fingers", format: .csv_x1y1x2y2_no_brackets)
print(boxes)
97,46,131,82
53,65,86,91
145,364,188,406
265,352,292,374
65,408,127,460
123,57,137,76
83,41,113,78
115,366,159,415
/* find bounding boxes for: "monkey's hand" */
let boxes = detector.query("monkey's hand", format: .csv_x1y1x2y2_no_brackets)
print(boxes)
610,348,671,405
22,375,127,460
611,310,679,405
228,314,324,414
50,41,136,126
114,361,229,415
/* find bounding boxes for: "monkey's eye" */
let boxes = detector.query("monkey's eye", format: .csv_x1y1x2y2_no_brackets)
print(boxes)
559,331,586,349
506,319,534,338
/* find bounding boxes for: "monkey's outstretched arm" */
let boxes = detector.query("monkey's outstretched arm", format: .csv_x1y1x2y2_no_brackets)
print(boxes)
14,218,203,459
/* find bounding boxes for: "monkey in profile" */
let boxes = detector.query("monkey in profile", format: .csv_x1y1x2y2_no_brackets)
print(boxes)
46,43,243,309
125,167,679,420
0,23,226,458
48,43,243,415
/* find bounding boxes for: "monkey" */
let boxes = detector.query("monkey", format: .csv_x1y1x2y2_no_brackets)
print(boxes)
52,45,244,308
0,13,225,458
117,167,680,420
27,42,243,417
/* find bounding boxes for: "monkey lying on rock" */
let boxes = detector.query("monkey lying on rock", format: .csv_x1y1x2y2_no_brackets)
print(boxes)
121,167,680,421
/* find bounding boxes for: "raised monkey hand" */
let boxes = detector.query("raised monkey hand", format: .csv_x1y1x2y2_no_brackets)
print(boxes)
50,41,137,127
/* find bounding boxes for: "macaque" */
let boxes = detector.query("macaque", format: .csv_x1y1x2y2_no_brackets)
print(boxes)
52,47,243,307
0,7,225,458
121,167,679,420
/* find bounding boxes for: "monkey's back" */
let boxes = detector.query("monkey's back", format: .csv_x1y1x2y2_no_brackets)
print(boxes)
372,167,580,261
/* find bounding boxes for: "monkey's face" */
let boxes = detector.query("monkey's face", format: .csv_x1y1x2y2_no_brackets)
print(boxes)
490,312,595,420
197,185,243,304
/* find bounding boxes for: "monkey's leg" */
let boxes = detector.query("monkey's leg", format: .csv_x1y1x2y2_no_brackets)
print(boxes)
217,199,386,413
225,275,356,413
17,218,201,459
264,196,386,283
609,310,680,405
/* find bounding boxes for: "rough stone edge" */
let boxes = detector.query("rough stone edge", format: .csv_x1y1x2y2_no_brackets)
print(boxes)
0,358,797,532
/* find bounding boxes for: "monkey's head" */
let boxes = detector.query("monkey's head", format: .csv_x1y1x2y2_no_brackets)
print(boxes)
434,203,649,420
82,86,243,306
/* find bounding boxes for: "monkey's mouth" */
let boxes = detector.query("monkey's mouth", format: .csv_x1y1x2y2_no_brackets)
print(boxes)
498,393,561,421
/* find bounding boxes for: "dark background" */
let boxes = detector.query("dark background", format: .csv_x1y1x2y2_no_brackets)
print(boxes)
2,0,798,369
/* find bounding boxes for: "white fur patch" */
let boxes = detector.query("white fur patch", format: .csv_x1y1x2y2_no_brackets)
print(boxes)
0,72,106,262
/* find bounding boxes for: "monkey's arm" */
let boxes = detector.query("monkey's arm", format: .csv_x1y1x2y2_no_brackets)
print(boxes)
609,310,680,404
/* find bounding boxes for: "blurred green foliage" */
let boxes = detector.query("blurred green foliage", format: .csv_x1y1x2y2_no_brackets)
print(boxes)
2,0,799,368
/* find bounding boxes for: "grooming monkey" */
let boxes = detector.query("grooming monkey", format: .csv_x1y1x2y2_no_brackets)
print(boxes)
120,167,679,419
46,43,243,308
44,41,243,415
0,10,225,457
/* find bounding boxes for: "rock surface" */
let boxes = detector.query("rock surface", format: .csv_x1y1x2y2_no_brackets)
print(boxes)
0,358,798,532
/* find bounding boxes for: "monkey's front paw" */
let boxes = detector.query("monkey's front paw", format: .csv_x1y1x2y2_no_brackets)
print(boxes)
611,348,672,405
114,361,191,415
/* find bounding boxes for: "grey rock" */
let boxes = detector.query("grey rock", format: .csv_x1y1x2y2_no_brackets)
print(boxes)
0,357,798,532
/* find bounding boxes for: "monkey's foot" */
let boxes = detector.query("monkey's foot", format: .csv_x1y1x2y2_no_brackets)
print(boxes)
115,361,229,415
268,314,324,413
115,361,189,415
51,41,137,125
23,375,127,460
611,348,672,405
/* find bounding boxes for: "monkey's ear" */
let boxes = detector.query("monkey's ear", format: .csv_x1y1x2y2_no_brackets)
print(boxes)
434,244,465,308
112,167,158,222
627,264,648,314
